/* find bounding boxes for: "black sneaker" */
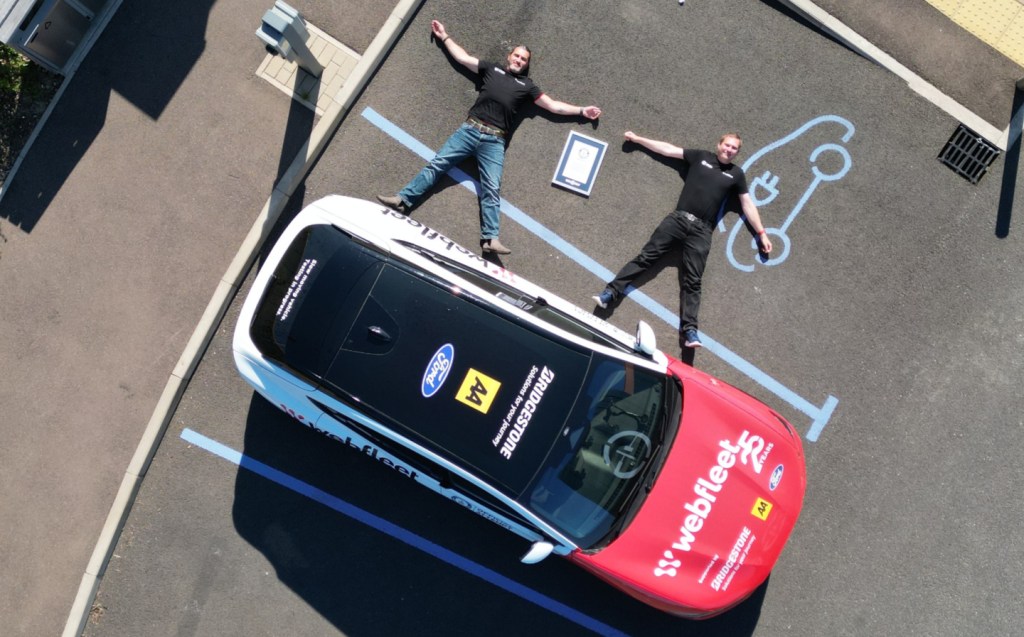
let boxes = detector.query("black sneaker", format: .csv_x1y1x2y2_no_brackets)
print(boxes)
377,194,408,214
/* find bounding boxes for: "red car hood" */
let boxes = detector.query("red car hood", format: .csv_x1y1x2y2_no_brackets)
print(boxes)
571,363,806,616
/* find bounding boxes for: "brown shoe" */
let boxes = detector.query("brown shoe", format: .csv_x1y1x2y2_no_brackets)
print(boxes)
376,194,408,214
482,237,511,255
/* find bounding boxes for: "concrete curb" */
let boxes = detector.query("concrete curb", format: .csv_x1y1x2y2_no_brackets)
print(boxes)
779,0,1010,150
61,1,424,634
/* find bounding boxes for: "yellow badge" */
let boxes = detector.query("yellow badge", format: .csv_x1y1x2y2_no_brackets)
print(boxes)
752,497,773,521
456,369,501,414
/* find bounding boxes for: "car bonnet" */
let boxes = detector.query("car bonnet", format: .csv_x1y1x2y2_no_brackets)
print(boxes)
571,374,806,613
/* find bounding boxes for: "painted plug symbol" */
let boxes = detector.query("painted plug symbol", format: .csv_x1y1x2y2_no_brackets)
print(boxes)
749,169,781,207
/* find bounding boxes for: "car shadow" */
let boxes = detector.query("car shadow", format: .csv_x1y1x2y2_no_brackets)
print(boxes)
232,391,769,635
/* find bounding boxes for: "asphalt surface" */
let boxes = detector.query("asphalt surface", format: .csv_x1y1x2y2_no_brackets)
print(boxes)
810,0,1024,131
1,1,1022,636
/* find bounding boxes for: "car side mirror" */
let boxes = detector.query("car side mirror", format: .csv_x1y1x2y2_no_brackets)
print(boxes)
520,540,555,564
634,320,657,356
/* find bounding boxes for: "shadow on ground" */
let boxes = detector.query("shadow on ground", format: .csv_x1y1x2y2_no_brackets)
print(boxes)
232,392,769,636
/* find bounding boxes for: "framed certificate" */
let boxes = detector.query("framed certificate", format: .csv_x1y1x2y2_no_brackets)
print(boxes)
551,131,608,197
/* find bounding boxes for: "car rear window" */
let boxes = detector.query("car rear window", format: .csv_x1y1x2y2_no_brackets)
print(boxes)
249,224,382,380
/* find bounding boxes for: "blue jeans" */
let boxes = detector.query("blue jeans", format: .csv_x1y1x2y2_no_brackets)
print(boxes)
398,123,506,240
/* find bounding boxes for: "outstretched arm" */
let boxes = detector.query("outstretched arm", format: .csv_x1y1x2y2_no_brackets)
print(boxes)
432,20,479,72
623,131,684,159
534,94,602,120
739,193,773,253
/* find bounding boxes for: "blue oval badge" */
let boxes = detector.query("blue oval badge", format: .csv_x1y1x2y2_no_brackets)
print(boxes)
769,464,784,491
421,344,455,398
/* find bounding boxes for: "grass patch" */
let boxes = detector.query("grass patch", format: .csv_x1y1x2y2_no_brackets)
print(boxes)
1,44,62,184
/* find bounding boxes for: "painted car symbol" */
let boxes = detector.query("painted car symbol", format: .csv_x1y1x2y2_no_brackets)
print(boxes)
718,115,855,271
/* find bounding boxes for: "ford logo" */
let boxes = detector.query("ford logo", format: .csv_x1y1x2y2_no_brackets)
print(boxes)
421,343,455,398
769,464,784,491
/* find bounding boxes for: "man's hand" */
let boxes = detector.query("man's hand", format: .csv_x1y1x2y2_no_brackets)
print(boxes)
431,20,448,41
582,105,602,120
430,20,479,71
623,131,684,159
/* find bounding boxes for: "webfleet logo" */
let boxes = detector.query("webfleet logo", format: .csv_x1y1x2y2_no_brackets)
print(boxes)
653,430,769,577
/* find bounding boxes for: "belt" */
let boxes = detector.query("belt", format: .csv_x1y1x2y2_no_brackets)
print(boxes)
466,117,506,137
677,210,713,229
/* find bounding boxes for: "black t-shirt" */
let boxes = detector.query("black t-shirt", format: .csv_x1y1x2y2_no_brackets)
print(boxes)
675,149,749,222
466,60,543,133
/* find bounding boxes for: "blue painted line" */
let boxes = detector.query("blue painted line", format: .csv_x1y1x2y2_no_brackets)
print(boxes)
180,428,630,637
361,106,837,441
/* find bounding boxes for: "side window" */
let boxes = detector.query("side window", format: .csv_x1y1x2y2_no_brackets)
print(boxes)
312,396,540,536
401,243,630,352
447,474,534,528
401,243,535,307
528,306,631,352
309,397,450,483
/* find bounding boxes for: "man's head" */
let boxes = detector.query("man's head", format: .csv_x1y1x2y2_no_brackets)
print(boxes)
505,45,532,74
716,133,743,164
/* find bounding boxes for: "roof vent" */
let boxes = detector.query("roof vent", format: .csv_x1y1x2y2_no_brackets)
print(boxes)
938,124,1000,184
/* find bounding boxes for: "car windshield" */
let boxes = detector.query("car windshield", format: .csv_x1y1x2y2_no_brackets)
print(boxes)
521,356,678,548
249,224,382,380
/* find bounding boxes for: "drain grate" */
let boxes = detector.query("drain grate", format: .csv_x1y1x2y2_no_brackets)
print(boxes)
938,124,1000,184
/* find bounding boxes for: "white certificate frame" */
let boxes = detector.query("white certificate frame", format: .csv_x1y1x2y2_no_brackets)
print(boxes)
551,131,608,197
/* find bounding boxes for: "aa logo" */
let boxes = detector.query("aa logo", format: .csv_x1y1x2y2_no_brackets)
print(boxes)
456,369,501,414
751,497,773,521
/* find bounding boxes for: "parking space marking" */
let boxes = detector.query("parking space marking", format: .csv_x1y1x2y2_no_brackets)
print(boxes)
361,107,837,441
180,428,630,637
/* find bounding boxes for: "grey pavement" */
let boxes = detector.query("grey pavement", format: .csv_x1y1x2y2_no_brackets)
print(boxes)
808,0,1024,136
0,0,1020,636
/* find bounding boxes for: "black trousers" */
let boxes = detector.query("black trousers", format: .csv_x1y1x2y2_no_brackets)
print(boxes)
608,210,714,332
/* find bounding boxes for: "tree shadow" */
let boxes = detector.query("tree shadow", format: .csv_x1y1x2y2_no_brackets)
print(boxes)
759,0,865,56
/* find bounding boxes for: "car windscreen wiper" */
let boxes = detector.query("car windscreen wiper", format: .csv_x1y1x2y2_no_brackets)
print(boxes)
644,379,680,493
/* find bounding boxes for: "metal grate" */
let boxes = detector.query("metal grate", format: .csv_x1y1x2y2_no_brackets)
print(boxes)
938,124,1000,184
